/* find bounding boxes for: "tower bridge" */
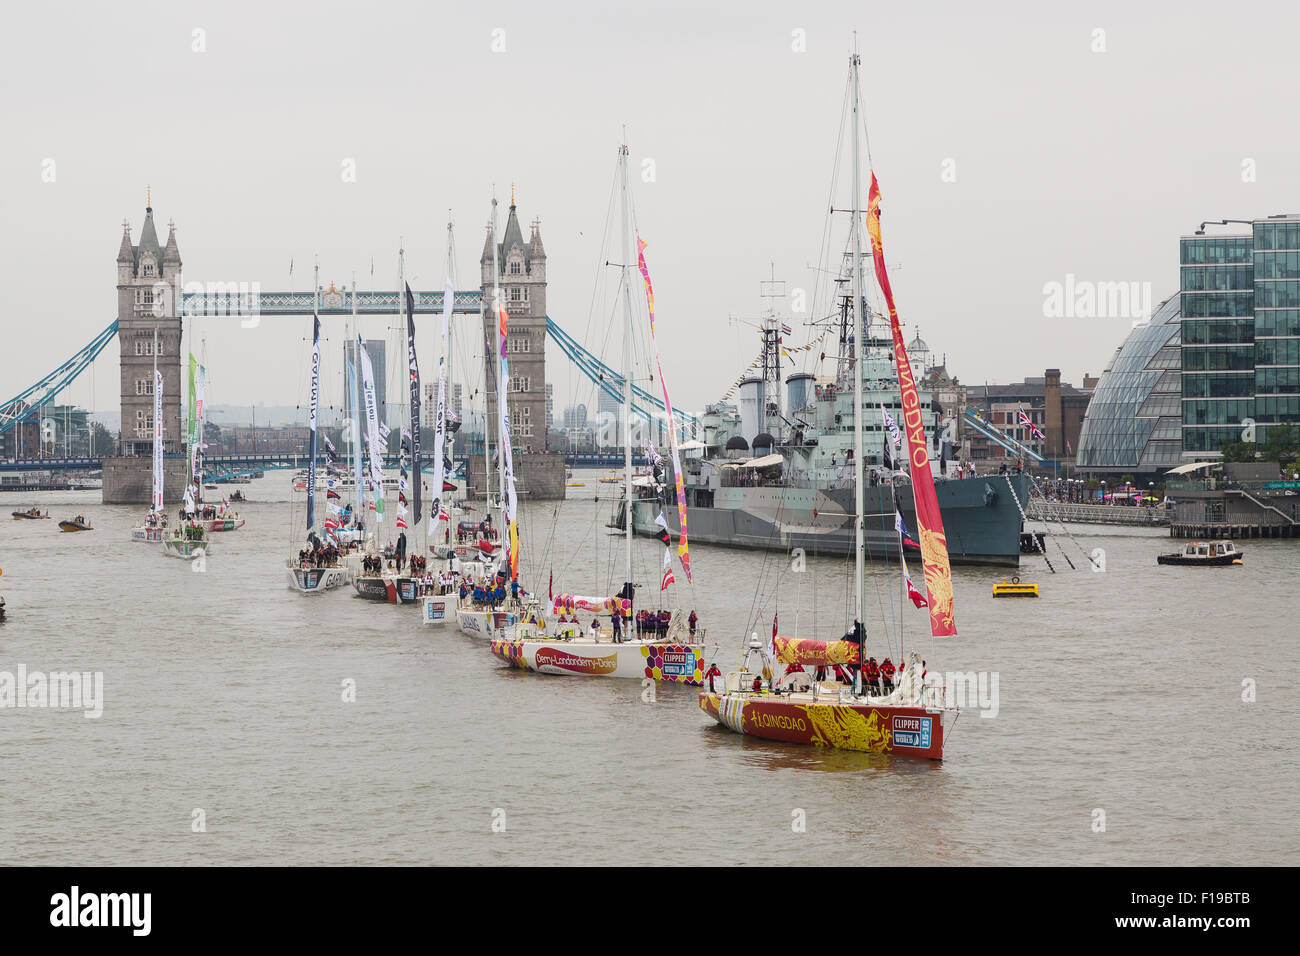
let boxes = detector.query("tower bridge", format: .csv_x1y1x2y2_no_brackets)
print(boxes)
0,196,695,504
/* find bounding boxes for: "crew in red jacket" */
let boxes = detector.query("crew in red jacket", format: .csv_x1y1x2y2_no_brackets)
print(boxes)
864,657,882,695
705,663,722,692
881,657,896,693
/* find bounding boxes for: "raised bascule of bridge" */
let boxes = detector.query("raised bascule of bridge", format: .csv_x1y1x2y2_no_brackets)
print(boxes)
0,196,696,504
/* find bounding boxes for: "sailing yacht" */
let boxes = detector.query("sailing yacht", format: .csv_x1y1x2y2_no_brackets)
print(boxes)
287,263,351,592
453,200,519,637
487,142,716,683
131,329,168,542
699,52,961,758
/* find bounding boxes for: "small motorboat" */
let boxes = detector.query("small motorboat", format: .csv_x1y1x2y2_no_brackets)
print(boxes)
0,594,6,622
229,491,246,502
58,515,93,532
1157,540,1243,566
11,507,50,520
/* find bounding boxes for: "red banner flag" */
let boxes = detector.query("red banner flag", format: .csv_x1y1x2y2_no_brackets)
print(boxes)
866,172,956,637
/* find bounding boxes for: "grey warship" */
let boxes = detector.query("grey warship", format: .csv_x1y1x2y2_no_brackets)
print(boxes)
619,282,1029,567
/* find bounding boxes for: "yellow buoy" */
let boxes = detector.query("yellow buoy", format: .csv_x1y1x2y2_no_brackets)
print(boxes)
993,575,1038,598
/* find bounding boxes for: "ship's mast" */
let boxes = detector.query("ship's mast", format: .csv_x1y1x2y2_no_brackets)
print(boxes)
491,198,504,519
850,50,867,684
618,141,635,592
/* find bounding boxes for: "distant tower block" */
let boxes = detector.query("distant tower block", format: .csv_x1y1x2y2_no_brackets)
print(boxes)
104,193,188,503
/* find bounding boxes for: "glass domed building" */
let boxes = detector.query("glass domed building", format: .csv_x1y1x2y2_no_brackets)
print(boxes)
1075,294,1184,480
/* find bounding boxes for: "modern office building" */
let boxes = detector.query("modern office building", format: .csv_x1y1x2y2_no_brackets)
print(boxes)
1075,294,1183,479
1181,215,1300,456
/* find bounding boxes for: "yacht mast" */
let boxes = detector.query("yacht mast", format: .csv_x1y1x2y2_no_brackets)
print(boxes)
850,51,867,669
491,197,503,520
618,141,635,591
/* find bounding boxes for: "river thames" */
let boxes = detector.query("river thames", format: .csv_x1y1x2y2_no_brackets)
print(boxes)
1,470,1295,865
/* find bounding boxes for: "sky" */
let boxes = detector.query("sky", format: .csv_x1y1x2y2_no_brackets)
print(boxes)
3,0,1300,426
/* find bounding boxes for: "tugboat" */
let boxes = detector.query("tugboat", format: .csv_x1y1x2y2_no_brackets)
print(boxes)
11,507,50,520
58,515,93,532
1157,540,1243,566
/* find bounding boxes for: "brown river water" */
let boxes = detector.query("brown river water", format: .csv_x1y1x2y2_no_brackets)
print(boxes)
0,469,1295,865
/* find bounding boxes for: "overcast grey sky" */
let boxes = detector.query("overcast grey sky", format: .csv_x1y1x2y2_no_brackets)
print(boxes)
3,0,1299,424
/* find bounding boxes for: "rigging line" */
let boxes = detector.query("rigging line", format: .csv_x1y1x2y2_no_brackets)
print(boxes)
806,69,854,359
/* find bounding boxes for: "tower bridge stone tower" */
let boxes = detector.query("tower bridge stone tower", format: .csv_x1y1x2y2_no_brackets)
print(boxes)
474,195,564,499
103,195,188,503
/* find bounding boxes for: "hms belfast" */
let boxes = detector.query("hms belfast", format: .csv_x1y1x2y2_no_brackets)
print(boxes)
618,276,1029,567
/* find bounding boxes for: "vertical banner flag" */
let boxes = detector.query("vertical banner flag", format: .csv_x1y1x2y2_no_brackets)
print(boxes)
867,172,956,637
496,294,519,580
359,334,385,523
405,283,422,525
307,315,320,531
187,353,198,492
195,362,206,484
152,370,164,512
635,237,691,582
348,355,363,512
431,278,453,527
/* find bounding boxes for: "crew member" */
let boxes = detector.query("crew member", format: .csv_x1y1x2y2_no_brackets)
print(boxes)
705,663,722,693
881,657,896,694
865,657,882,695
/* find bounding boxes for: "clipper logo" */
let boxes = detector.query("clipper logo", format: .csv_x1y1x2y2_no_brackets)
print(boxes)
892,715,932,749
50,886,151,936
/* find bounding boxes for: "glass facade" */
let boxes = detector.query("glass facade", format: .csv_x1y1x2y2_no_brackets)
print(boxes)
1076,294,1183,473
1179,218,1300,453
1254,220,1300,445
1180,233,1253,453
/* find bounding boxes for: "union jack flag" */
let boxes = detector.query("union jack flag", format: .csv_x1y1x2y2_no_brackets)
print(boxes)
1018,407,1045,441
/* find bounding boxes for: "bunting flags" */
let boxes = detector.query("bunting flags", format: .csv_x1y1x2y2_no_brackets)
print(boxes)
867,171,955,637
396,516,408,530
307,315,320,531
635,237,691,583
720,332,827,401
661,566,675,591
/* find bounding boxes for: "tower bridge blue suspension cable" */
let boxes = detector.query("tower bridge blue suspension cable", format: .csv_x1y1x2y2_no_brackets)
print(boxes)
0,319,118,437
0,315,697,447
